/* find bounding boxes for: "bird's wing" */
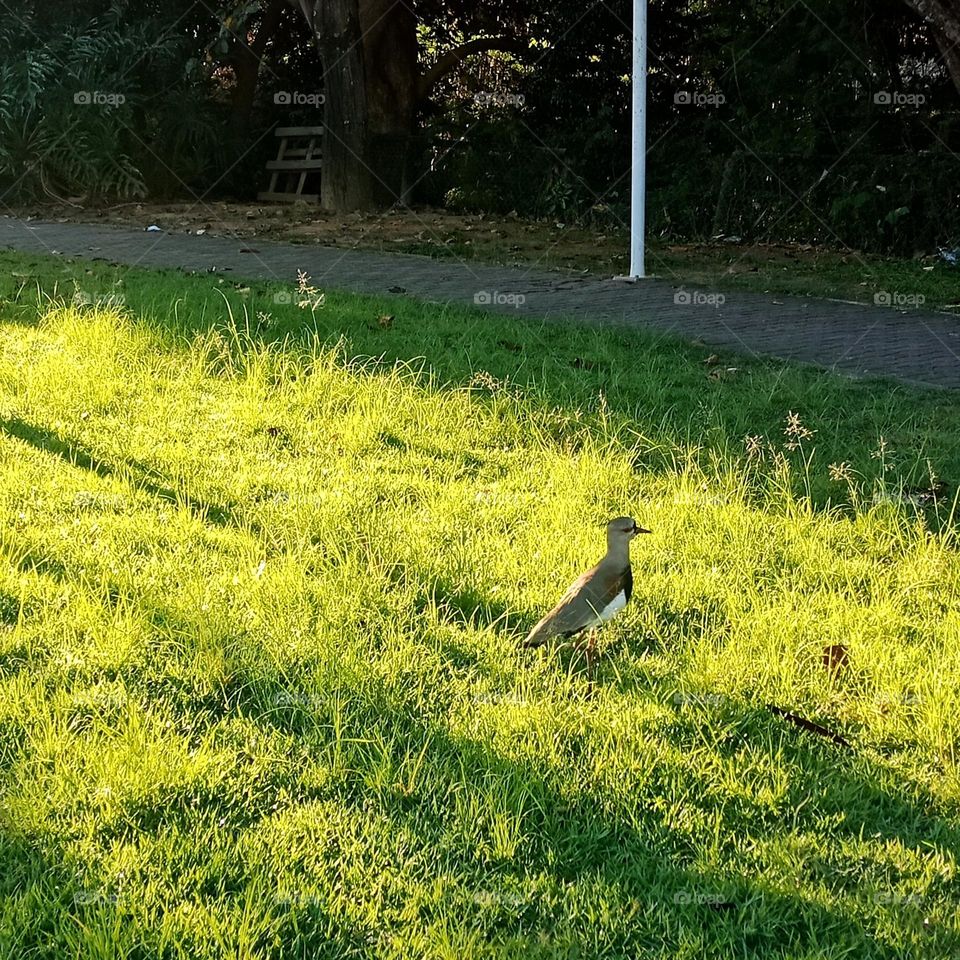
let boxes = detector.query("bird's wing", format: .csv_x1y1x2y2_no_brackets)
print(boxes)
523,562,630,647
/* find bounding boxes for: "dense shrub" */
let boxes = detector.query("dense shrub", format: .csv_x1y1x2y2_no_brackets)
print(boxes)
0,3,227,201
2,0,959,255
426,0,960,254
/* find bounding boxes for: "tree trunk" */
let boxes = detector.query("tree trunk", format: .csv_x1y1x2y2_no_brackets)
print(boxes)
902,0,960,95
360,0,419,204
313,0,374,210
933,27,960,95
291,0,525,210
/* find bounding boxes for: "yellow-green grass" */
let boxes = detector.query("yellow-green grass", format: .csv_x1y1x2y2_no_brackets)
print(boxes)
0,251,959,958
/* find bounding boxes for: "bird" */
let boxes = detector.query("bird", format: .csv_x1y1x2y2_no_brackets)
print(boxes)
522,516,651,680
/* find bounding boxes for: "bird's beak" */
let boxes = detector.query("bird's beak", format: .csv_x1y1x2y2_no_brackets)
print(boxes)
633,524,652,534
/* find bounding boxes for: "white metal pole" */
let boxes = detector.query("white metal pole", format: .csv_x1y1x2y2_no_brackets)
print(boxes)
629,0,647,278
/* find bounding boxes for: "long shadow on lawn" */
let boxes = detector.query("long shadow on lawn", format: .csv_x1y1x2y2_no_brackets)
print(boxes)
0,823,147,956
157,282,960,503
3,275,958,953
9,265,960,507
0,415,250,531
6,271,959,533
105,626,954,958
5,589,957,955
250,681,959,955
0,826,64,954
0,819,370,958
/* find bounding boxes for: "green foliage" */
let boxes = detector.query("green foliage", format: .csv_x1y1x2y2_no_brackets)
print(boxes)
0,2,225,201
431,0,960,254
432,110,627,223
2,0,959,252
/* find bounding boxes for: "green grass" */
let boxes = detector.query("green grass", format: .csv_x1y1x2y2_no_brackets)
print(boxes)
406,235,960,313
1,250,959,959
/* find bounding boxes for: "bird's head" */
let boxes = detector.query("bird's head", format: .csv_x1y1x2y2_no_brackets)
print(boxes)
607,515,651,545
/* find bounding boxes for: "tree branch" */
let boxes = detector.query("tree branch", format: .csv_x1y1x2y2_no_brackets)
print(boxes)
228,0,286,124
252,0,287,57
418,36,528,100
901,0,960,47
933,26,960,94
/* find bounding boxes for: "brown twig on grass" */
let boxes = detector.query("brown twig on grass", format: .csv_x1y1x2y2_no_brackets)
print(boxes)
766,705,852,749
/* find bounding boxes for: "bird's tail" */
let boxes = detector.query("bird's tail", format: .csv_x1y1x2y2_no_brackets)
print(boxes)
521,621,553,648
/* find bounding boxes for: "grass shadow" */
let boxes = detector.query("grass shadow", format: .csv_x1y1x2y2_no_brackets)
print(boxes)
0,415,251,531
225,665,958,956
3,579,957,954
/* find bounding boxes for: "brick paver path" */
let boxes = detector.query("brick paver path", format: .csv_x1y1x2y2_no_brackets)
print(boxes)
2,216,957,389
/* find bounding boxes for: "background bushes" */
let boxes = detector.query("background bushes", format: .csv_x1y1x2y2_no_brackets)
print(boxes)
1,0,957,255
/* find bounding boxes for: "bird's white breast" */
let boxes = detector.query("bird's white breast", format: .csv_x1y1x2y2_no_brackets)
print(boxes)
597,590,628,623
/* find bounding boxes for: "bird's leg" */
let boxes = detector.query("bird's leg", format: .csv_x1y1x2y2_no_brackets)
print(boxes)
584,628,598,688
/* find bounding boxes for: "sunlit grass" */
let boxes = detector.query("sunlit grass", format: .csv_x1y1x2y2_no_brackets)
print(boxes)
0,252,959,958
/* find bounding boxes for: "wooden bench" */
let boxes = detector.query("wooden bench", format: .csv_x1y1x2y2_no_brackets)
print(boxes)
258,126,323,203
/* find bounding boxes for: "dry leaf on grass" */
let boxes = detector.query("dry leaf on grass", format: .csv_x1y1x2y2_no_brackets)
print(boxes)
822,643,849,673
